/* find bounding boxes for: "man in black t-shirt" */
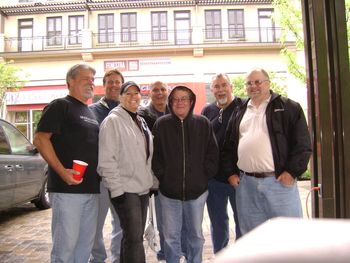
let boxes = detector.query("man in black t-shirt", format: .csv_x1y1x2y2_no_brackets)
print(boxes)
201,73,243,254
34,64,100,263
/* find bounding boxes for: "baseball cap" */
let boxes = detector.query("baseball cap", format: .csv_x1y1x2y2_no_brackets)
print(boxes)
120,81,140,95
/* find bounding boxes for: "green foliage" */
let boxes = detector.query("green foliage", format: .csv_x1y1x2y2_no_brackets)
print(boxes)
346,0,350,62
299,169,311,181
272,0,306,84
0,61,26,111
231,72,287,98
273,0,350,81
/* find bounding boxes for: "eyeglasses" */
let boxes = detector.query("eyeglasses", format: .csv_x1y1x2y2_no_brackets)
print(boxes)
172,97,190,104
218,108,223,124
245,79,269,87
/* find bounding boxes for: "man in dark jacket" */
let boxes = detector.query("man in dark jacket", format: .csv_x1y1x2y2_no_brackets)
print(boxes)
201,73,242,254
138,80,169,261
221,68,312,235
152,85,219,263
89,69,124,263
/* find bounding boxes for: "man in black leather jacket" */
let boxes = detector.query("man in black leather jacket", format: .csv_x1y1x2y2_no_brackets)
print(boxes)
221,68,312,236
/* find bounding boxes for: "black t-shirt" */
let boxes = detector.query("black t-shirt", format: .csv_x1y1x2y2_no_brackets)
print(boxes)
37,95,100,193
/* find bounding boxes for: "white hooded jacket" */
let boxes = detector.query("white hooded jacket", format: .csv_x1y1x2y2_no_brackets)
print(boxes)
98,105,156,198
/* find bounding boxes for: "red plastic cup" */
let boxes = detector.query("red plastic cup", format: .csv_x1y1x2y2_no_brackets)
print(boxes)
72,160,88,180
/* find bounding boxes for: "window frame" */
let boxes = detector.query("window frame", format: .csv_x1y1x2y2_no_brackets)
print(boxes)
228,9,245,39
121,12,137,42
68,15,84,45
47,16,62,46
98,13,115,43
151,11,168,41
205,9,222,40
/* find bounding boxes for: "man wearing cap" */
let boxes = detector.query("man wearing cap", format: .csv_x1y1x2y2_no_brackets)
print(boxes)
89,69,124,263
98,81,158,263
152,85,219,263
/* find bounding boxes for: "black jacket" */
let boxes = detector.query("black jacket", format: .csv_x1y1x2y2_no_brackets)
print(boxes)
201,97,244,181
138,103,170,130
221,92,312,180
152,86,219,201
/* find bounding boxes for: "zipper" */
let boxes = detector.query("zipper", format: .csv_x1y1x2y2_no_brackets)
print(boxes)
181,120,186,201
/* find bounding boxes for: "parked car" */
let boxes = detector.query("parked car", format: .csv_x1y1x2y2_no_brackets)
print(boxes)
0,118,50,211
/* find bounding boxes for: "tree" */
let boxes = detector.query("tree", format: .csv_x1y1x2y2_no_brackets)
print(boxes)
231,72,287,98
272,0,306,83
272,0,350,81
0,61,26,118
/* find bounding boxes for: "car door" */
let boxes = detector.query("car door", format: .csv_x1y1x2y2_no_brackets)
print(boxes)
0,122,16,210
1,120,45,206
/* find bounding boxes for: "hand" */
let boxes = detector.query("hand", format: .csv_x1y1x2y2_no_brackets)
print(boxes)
60,169,83,185
277,171,295,187
228,174,240,187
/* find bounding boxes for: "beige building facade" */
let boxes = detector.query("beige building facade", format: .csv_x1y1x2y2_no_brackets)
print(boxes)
0,0,304,141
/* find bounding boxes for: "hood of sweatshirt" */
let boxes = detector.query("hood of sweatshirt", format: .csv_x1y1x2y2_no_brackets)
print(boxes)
167,85,196,120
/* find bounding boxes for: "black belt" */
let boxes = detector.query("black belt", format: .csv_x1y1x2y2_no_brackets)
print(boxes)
240,170,275,178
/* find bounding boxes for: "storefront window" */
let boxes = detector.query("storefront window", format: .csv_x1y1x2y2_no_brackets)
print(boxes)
32,110,42,136
13,110,42,142
15,112,29,138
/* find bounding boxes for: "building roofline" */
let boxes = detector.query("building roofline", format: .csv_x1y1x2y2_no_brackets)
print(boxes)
0,0,272,16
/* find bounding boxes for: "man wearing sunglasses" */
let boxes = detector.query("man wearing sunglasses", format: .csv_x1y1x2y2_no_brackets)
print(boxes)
221,68,312,235
201,73,244,253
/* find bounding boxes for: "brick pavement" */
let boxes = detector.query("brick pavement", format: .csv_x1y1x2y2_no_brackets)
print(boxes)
0,181,311,263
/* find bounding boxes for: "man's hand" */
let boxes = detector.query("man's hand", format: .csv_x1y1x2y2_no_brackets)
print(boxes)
228,174,240,187
277,171,295,187
60,169,83,185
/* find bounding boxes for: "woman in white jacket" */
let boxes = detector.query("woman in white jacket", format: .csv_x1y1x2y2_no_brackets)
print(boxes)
98,81,157,263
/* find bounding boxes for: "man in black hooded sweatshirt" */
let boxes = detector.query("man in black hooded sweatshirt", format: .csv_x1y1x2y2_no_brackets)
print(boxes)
152,85,219,263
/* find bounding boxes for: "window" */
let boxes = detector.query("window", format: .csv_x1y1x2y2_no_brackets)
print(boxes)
2,121,32,155
174,11,191,45
258,9,275,42
205,10,221,39
69,16,84,45
98,14,114,43
121,13,137,42
47,17,62,46
151,12,167,41
228,9,244,38
18,19,33,52
0,127,11,154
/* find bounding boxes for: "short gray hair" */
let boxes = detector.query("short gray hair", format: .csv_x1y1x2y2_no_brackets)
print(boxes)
66,64,96,87
211,73,231,88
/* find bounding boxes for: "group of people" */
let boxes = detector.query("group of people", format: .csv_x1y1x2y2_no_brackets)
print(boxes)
33,64,312,263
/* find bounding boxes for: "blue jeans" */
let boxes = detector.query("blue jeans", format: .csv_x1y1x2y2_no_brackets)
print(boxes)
49,193,99,263
206,179,241,253
159,191,208,263
111,193,149,263
154,193,165,260
90,181,122,263
155,193,188,261
236,173,303,235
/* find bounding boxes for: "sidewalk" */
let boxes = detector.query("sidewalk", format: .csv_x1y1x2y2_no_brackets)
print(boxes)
116,181,311,262
0,181,312,263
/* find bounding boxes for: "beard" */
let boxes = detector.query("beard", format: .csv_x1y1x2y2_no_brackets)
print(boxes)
217,96,228,106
